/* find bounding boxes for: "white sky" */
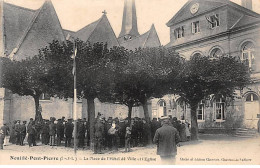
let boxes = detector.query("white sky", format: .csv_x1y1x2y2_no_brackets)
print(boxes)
4,0,260,45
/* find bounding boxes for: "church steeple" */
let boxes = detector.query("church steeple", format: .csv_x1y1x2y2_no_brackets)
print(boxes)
118,0,139,42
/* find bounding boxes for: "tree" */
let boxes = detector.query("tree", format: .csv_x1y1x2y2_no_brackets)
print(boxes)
173,55,250,140
110,47,183,144
101,48,140,122
76,41,115,148
0,56,49,121
38,40,74,99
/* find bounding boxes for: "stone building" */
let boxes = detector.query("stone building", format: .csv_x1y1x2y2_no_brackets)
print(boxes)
0,0,161,125
150,0,260,130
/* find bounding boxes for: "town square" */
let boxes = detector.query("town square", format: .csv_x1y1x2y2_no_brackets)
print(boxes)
0,0,260,165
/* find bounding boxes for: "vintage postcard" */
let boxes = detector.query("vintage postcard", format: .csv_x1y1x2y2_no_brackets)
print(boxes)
0,0,260,165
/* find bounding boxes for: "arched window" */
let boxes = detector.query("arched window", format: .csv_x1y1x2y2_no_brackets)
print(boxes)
197,100,205,120
214,98,225,120
191,52,202,59
245,93,259,102
210,48,222,58
241,41,255,71
158,100,167,116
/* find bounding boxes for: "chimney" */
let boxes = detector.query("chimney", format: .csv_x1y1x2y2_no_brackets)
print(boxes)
241,0,252,10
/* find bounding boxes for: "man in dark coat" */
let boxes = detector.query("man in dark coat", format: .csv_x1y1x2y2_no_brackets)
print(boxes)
118,120,126,148
142,119,149,146
151,118,158,139
27,121,37,147
0,125,7,149
19,121,27,146
15,120,21,145
9,121,16,144
153,117,180,165
49,118,56,146
94,117,104,154
56,119,64,146
41,120,50,145
77,120,86,148
65,119,73,147
2,123,9,146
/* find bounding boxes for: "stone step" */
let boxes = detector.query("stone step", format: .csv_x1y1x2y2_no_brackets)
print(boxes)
236,130,256,133
233,128,258,138
236,131,256,134
235,133,256,137
233,134,257,137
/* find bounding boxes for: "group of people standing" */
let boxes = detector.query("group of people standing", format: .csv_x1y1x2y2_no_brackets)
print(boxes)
0,114,191,156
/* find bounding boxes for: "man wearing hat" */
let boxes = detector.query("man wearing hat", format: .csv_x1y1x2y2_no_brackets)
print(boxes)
56,119,64,146
27,121,37,147
49,117,56,146
15,120,21,145
1,123,9,149
41,120,50,145
19,121,27,146
94,116,104,154
65,119,73,147
0,124,6,149
153,116,180,165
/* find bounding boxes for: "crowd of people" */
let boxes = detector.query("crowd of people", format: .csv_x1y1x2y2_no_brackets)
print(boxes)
0,114,191,153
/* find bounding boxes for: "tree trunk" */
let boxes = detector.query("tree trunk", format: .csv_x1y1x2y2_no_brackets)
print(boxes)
128,104,133,123
190,102,199,140
33,95,42,122
87,97,95,150
142,98,152,145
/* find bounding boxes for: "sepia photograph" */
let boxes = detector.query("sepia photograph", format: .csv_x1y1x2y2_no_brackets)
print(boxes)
0,0,260,165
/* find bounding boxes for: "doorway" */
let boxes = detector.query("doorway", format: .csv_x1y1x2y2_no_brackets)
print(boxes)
244,93,260,129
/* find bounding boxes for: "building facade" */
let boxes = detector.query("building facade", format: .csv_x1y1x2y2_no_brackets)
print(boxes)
150,0,260,130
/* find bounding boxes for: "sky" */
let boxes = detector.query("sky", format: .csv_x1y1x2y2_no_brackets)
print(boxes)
4,0,260,45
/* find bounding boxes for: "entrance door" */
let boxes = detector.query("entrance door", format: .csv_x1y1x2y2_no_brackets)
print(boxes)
244,93,260,129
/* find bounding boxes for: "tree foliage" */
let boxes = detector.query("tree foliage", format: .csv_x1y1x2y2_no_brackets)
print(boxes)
173,55,251,140
0,55,49,121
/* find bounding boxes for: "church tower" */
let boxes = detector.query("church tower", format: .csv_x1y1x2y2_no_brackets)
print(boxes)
118,0,140,43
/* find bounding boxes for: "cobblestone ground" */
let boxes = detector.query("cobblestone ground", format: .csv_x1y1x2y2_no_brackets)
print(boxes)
0,134,260,165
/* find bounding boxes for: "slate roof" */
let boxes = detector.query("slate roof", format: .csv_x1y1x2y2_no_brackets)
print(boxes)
120,24,161,50
74,19,101,41
63,29,76,40
3,2,36,55
2,1,66,60
65,14,119,48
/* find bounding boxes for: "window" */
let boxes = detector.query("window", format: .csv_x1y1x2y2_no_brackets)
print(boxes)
40,93,51,100
206,14,220,28
177,98,188,120
210,48,223,58
159,100,167,116
246,93,259,102
214,98,225,120
241,42,255,71
192,21,200,34
191,52,202,59
197,100,205,120
175,26,184,39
